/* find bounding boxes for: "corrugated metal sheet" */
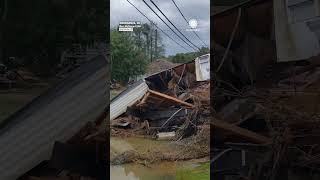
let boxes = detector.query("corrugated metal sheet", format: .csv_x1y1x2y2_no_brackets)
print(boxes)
0,55,107,180
110,80,149,121
195,54,210,81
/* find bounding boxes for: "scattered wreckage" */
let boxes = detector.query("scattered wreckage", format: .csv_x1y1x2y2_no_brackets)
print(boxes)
212,56,320,180
212,0,320,179
110,54,210,142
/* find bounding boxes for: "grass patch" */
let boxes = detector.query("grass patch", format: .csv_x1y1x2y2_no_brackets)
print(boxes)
110,88,125,100
175,162,210,180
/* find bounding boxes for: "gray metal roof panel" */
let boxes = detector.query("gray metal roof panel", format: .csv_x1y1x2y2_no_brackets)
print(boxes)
0,56,107,180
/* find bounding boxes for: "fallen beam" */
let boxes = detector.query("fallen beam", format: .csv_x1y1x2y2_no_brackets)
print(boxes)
212,118,272,144
148,90,195,108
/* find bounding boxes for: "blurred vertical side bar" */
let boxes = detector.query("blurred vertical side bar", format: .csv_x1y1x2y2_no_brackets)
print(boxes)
0,54,108,180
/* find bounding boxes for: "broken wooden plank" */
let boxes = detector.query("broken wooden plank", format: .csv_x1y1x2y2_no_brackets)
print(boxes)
136,92,150,107
148,89,195,108
212,118,272,144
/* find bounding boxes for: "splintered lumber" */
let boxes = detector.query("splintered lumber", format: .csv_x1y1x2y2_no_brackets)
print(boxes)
212,119,272,144
148,89,195,108
136,92,150,107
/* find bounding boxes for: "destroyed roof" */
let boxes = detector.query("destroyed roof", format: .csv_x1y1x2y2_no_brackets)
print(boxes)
110,79,149,121
146,54,210,81
146,59,194,79
0,56,107,180
110,54,210,121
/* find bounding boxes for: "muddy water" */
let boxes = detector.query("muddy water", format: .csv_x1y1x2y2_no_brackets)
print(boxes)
110,137,210,180
110,161,209,180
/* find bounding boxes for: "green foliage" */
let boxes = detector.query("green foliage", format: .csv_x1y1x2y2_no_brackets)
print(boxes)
130,23,165,60
168,47,209,63
111,29,148,83
111,22,166,83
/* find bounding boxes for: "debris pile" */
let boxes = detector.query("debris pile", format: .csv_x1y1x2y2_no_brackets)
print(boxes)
111,55,210,163
20,112,108,180
212,55,320,180
5,56,109,180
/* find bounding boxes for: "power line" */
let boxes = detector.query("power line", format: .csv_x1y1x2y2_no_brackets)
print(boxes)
125,0,189,51
141,0,197,51
171,0,208,47
148,0,201,50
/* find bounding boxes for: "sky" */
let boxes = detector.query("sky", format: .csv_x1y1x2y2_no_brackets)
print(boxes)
110,0,210,56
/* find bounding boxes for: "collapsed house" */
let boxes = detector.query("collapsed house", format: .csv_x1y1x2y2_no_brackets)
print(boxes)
110,54,210,142
212,0,320,180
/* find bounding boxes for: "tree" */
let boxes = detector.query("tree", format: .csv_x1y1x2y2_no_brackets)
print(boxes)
168,47,209,63
111,29,148,84
111,22,167,83
130,23,165,62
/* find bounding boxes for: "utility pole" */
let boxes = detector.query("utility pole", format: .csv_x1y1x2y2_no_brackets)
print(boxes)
154,29,157,60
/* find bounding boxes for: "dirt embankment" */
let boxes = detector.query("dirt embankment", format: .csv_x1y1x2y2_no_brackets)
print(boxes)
110,124,210,165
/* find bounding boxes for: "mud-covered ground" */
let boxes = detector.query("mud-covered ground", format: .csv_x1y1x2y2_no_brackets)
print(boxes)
110,124,210,165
